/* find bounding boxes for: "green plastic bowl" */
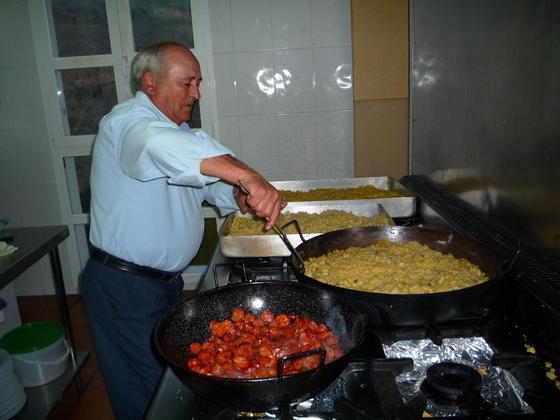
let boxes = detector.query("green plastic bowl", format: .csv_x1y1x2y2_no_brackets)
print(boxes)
0,320,64,355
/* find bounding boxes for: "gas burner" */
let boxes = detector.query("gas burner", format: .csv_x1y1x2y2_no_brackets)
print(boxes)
421,362,482,405
191,362,384,420
383,337,534,417
228,258,295,283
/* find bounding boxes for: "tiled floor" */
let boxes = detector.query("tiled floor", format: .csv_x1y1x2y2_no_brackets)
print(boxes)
17,291,194,420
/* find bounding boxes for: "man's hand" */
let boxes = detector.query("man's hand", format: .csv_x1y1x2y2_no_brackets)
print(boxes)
238,176,286,230
233,186,251,213
199,155,286,228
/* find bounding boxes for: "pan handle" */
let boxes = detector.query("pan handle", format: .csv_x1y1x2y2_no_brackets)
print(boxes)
272,223,306,267
276,348,327,380
238,179,305,266
500,248,521,277
279,219,306,243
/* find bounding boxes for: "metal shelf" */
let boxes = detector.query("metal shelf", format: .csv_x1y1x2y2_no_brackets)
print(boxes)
14,351,88,420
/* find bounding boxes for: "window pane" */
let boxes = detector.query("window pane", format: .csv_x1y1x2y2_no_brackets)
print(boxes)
48,0,111,57
74,224,90,270
57,67,118,136
64,156,91,214
130,0,194,51
190,101,201,129
190,218,217,265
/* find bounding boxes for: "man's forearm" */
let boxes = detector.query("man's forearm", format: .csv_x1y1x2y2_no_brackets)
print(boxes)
200,154,285,229
200,154,259,185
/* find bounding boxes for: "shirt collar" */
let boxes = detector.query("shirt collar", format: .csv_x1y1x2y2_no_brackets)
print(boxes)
134,91,191,131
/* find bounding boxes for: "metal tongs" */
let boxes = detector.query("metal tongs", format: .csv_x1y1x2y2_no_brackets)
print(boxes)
238,180,305,266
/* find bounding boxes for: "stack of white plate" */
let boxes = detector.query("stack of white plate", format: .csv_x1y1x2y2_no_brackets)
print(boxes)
0,349,26,419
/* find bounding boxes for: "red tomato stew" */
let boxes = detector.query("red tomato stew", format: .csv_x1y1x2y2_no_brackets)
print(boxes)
186,308,343,379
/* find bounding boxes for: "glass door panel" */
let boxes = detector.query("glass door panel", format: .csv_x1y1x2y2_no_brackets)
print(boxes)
129,0,194,51
189,102,201,129
74,224,91,270
64,156,92,214
48,0,112,57
56,67,118,136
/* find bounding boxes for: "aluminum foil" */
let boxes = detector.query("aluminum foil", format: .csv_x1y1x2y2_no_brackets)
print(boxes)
382,337,533,417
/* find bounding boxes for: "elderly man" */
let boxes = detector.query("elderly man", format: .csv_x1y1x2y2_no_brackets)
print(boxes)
82,41,284,419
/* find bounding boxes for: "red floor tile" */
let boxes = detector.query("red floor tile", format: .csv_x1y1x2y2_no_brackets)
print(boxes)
46,366,98,420
69,297,89,328
17,296,61,323
70,371,115,420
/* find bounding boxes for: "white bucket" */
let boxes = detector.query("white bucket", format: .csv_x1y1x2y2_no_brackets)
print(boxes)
12,336,70,387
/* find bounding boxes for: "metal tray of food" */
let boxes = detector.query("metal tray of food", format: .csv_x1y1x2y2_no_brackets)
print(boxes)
270,176,416,218
219,203,394,258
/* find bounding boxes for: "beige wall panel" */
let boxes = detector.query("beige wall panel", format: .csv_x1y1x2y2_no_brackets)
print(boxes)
354,98,409,179
352,0,409,101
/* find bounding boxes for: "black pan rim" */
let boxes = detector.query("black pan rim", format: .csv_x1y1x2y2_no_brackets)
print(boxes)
292,225,504,298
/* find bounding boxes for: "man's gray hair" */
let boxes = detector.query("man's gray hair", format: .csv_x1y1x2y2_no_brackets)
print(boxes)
129,41,187,95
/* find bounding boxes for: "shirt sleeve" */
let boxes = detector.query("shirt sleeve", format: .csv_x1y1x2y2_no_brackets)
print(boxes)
203,180,239,217
119,119,234,187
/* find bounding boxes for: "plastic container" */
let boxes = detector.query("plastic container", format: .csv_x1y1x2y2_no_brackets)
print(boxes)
0,321,70,387
0,299,6,324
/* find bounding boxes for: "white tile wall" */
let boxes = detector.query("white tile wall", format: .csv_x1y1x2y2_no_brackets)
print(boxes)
208,0,354,181
234,51,276,115
310,0,352,47
217,116,242,156
26,186,63,226
213,53,237,117
4,66,46,129
0,0,36,67
208,0,233,53
313,47,353,111
0,188,33,227
271,0,312,50
0,129,24,189
12,264,45,296
277,113,317,175
316,110,354,172
0,69,13,130
0,0,60,297
231,0,273,52
274,49,314,114
239,115,279,179
16,128,56,187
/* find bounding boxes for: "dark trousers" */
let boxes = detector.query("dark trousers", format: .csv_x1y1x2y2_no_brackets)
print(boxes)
81,258,184,420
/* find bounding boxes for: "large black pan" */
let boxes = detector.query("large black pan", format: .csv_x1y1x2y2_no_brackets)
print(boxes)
153,281,365,411
290,226,504,326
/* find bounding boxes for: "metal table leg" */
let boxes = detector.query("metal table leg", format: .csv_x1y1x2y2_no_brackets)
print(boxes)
49,246,83,392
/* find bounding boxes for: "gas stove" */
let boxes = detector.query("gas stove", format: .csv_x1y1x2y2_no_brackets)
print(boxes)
146,176,560,419
147,301,558,419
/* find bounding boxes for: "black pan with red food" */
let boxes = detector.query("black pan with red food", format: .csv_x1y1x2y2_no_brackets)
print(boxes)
153,281,365,411
290,226,505,326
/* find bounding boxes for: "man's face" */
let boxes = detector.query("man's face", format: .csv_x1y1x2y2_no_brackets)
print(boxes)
145,46,202,125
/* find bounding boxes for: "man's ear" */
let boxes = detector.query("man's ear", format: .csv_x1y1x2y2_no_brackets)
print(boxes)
142,72,158,95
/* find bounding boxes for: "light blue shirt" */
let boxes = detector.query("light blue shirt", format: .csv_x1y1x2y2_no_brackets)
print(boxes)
89,92,238,272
